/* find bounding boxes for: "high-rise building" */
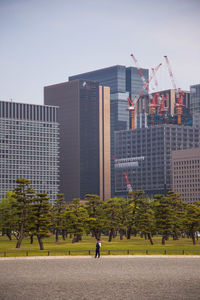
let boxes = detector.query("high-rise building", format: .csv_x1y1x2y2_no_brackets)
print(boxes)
69,65,149,196
44,79,110,202
114,125,200,198
172,147,200,203
0,100,59,203
190,84,200,114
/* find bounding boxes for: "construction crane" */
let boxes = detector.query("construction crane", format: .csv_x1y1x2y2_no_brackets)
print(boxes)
127,58,162,130
123,171,134,199
130,53,149,92
164,55,184,125
126,97,135,130
159,93,168,115
130,54,163,126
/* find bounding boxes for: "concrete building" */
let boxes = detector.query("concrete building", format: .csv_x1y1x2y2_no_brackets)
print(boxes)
172,148,200,203
69,65,149,196
190,84,200,114
114,125,200,198
44,79,110,202
0,100,59,203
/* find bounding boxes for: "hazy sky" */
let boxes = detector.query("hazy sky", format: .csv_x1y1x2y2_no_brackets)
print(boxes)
1,0,200,104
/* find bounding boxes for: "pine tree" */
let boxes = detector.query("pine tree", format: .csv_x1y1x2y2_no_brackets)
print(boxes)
65,199,89,243
103,198,123,242
135,197,155,245
30,193,52,250
12,179,35,248
154,194,174,245
184,204,200,245
0,192,17,240
52,193,66,242
85,194,104,239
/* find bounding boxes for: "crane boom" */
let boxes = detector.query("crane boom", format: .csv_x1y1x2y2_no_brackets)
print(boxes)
134,63,162,105
164,55,177,91
130,53,149,92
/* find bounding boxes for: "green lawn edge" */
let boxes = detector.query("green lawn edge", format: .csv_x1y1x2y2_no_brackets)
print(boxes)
0,235,200,257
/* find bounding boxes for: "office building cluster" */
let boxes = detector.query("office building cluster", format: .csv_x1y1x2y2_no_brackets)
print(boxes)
0,62,200,203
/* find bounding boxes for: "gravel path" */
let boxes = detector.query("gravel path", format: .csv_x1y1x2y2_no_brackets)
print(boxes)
0,256,200,300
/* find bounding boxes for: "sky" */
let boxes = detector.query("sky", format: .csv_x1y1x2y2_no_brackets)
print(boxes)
0,0,200,105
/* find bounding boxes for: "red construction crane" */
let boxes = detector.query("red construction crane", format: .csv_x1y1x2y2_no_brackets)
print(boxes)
130,53,149,93
126,97,135,130
159,94,168,115
123,171,134,199
151,68,159,91
164,55,184,125
127,60,162,130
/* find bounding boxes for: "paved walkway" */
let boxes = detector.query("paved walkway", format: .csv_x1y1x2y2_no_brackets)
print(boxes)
0,256,200,299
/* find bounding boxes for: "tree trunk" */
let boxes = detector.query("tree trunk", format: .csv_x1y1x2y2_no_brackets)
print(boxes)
55,230,59,242
126,228,131,239
72,234,82,243
37,236,44,250
192,232,196,245
119,230,124,240
62,230,66,240
6,231,12,241
16,235,24,248
173,229,179,240
108,229,113,242
148,233,153,245
162,236,165,245
30,235,33,244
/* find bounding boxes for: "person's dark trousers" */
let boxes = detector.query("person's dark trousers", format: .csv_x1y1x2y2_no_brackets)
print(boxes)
95,249,100,258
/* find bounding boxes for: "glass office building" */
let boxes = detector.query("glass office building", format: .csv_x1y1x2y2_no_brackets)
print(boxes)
69,65,149,196
0,100,59,203
190,84,200,114
44,80,111,203
114,125,200,198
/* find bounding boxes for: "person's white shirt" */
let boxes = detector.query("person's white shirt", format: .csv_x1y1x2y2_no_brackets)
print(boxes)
98,242,101,247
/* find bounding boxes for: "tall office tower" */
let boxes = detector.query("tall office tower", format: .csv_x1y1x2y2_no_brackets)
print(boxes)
69,65,149,196
190,84,200,114
44,79,110,203
172,148,200,203
0,100,59,203
114,125,200,198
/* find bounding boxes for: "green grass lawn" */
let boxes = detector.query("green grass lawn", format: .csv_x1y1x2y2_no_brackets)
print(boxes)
0,234,200,257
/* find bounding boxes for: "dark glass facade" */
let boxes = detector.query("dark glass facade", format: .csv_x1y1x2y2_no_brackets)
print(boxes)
44,80,110,202
126,67,149,99
79,82,100,198
190,84,200,114
69,65,149,196
69,65,126,93
114,125,200,198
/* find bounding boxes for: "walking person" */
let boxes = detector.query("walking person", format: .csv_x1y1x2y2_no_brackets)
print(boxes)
95,239,101,258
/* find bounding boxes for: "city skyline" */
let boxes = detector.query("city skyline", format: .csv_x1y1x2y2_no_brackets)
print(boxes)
1,0,200,105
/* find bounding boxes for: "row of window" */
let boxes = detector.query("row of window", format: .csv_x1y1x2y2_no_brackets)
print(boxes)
0,102,58,122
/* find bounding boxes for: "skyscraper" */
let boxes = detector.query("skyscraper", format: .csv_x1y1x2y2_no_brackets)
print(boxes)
44,79,110,202
69,65,149,196
0,100,59,203
190,84,200,114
